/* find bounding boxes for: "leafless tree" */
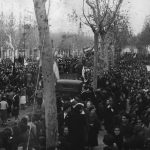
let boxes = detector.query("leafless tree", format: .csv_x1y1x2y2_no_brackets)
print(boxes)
33,0,58,149
82,0,123,89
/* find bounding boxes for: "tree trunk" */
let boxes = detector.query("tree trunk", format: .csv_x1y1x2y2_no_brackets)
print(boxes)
93,33,99,90
33,0,58,149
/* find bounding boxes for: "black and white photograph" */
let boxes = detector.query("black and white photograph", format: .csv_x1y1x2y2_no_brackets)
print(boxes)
0,0,150,150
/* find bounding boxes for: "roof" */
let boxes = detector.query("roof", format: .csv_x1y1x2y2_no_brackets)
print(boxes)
56,79,82,84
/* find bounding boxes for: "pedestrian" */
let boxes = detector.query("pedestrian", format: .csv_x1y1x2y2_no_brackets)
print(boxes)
20,89,26,110
58,126,71,150
87,106,100,150
0,127,13,150
12,90,20,120
67,103,88,150
112,126,123,150
104,97,116,134
26,82,33,105
36,89,43,109
0,96,8,126
6,89,14,118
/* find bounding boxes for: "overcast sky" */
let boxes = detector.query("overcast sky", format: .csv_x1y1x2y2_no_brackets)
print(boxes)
0,0,150,35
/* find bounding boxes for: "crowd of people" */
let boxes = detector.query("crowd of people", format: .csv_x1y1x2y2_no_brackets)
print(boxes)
57,53,150,150
97,54,150,150
0,112,45,150
1,53,150,150
0,59,45,150
57,57,83,76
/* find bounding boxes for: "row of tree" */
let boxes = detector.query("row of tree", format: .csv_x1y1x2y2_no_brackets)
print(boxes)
0,11,95,59
134,18,150,54
32,1,150,149
0,11,39,56
69,0,132,89
32,0,133,149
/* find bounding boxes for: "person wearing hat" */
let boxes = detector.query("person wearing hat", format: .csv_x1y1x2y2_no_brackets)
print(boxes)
66,102,88,150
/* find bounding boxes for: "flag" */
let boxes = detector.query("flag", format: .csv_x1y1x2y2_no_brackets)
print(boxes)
53,61,60,80
82,66,85,79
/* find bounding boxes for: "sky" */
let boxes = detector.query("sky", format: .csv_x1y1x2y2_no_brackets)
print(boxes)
0,0,150,35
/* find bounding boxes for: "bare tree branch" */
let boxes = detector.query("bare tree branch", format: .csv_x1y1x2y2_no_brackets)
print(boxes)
104,0,124,34
83,0,96,32
99,0,110,26
96,0,100,26
86,0,98,24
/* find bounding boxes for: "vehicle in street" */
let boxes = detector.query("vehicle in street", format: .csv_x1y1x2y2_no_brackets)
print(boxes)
56,79,83,99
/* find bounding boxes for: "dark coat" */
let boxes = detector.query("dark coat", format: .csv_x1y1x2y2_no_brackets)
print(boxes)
112,134,123,150
104,106,115,133
12,94,20,116
67,109,88,150
88,111,100,147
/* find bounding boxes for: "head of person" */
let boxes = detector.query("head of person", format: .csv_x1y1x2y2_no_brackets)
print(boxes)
106,96,113,106
136,118,142,126
2,127,13,140
86,100,93,109
2,95,7,101
74,103,84,114
64,126,69,135
19,117,28,133
121,114,130,124
89,105,96,114
113,126,121,136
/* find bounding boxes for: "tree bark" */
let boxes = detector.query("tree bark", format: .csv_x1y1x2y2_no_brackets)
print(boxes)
93,32,99,90
33,0,58,149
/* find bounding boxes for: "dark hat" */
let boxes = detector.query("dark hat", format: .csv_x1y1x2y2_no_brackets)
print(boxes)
74,103,84,108
2,95,7,100
73,103,84,112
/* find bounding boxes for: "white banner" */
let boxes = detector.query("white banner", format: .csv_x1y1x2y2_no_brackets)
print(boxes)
146,65,150,72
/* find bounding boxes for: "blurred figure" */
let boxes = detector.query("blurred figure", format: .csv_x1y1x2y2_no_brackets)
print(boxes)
67,103,88,150
12,91,20,120
0,96,8,126
87,106,100,150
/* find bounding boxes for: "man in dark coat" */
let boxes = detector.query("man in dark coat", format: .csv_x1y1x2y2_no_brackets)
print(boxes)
104,97,116,134
67,103,88,150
